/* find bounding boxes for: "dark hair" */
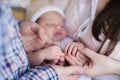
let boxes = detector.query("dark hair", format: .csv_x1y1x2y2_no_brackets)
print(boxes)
92,0,120,56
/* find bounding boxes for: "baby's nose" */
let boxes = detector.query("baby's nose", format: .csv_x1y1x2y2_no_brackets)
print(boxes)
55,25,62,29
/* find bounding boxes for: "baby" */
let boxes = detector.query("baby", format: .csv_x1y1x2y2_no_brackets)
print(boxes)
34,5,91,80
23,5,90,80
20,6,68,67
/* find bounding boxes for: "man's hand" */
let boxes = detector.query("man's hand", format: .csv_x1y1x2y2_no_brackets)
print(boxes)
19,21,53,52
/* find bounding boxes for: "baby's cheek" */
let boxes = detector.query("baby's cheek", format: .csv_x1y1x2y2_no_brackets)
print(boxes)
46,31,53,40
63,29,67,37
61,31,67,39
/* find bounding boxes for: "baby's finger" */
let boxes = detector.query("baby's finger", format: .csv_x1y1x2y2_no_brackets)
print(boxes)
64,43,71,54
68,44,75,55
51,59,59,64
59,56,65,62
72,46,78,56
65,56,76,66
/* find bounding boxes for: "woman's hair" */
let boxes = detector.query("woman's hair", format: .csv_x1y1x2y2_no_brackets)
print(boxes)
92,0,120,56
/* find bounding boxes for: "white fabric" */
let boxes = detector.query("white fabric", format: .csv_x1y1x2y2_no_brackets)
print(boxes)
26,0,66,21
79,75,91,80
55,37,73,49
64,0,99,51
62,0,120,60
7,0,30,8
30,6,64,22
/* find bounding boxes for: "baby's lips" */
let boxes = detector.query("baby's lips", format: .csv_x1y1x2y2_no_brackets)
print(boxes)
54,32,62,37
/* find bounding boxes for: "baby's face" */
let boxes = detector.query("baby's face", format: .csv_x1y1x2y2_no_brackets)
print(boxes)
36,11,67,42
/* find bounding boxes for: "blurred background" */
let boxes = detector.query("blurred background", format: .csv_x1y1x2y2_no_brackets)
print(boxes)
8,0,38,20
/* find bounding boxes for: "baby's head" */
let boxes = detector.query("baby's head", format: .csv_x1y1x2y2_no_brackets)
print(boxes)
30,6,67,42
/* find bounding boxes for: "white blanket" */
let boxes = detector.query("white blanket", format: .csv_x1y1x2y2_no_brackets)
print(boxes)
79,75,91,80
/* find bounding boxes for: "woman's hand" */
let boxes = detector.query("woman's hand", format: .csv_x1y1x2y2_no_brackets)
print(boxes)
65,55,84,66
80,48,120,77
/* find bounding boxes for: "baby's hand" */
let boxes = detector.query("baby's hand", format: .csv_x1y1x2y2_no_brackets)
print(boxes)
64,42,84,56
65,51,89,67
41,46,65,63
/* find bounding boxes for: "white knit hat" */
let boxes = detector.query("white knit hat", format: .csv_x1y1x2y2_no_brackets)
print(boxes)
29,6,64,22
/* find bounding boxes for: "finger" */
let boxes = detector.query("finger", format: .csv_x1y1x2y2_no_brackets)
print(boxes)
72,46,78,56
30,21,39,33
80,48,97,61
76,51,88,64
51,59,59,64
38,28,45,40
65,55,82,66
59,56,65,62
76,51,86,64
46,37,54,45
25,39,44,52
78,42,84,49
77,45,84,52
68,44,75,55
64,43,71,54
65,56,76,66
57,52,65,56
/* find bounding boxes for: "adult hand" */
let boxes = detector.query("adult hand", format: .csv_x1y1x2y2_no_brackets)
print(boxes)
65,55,83,66
80,48,120,77
52,65,82,80
19,21,53,52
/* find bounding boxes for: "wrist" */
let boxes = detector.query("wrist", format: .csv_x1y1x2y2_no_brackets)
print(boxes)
110,59,120,75
113,61,120,75
38,49,47,60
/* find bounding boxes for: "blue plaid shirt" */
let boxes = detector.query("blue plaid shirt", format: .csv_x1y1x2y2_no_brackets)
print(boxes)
0,0,58,80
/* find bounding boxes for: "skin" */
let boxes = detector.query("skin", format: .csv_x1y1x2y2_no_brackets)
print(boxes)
20,11,67,67
19,21,82,80
64,0,120,78
37,11,67,42
80,48,120,77
19,21,53,52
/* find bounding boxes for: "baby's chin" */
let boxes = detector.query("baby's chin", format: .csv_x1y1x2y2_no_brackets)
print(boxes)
53,37,65,42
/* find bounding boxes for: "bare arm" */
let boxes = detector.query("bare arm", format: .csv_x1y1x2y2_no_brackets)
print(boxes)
81,48,120,77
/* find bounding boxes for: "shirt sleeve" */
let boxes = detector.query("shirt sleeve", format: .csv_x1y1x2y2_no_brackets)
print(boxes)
0,1,58,80
20,66,58,80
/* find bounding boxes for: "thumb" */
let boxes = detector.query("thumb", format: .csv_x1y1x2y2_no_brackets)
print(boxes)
38,28,53,45
46,37,53,45
80,48,97,61
38,28,45,40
